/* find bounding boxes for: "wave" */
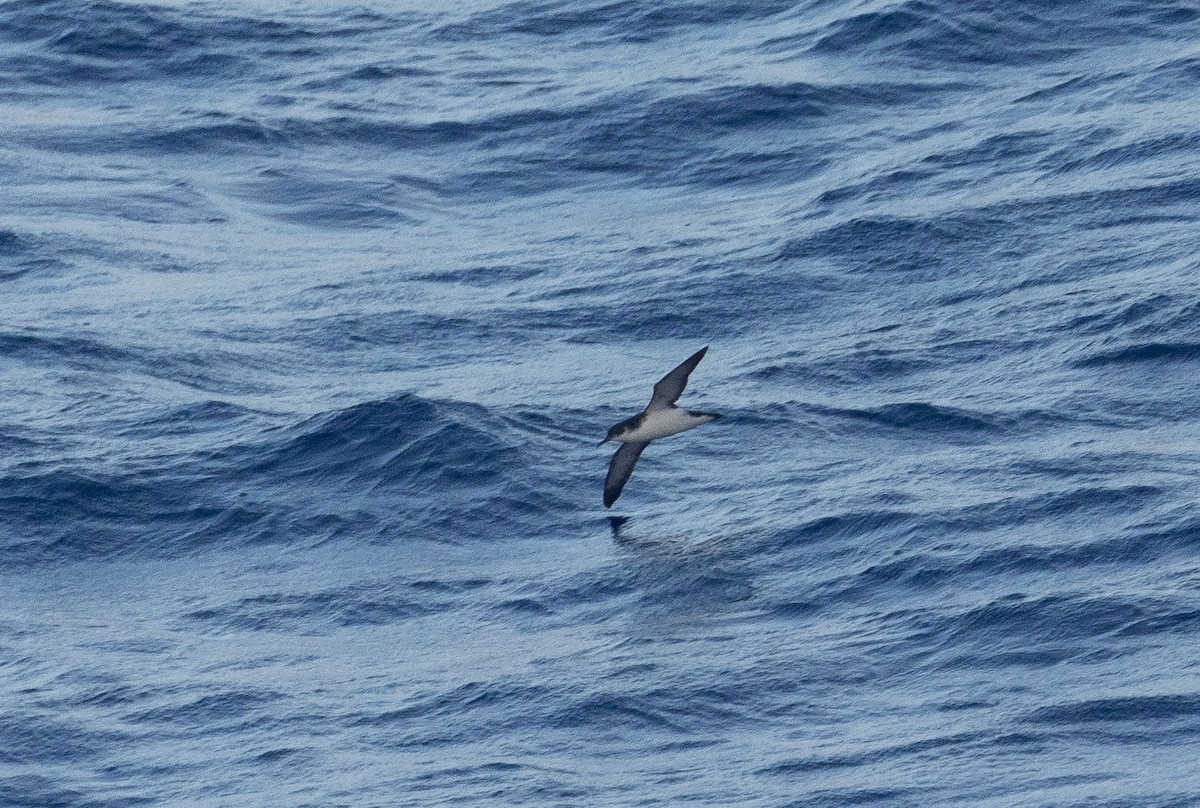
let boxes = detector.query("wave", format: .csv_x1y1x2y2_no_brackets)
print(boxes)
728,399,1072,440
0,0,381,84
1029,692,1200,725
0,330,136,372
184,574,490,632
775,213,1002,277
776,484,1167,595
0,229,69,283
800,0,1166,66
1073,341,1200,368
239,396,520,490
434,0,798,43
0,394,570,566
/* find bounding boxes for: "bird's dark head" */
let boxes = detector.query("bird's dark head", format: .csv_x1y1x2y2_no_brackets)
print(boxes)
598,424,619,446
599,412,642,446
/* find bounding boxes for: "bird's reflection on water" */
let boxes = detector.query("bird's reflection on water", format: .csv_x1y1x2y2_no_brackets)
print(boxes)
601,514,754,611
607,515,632,542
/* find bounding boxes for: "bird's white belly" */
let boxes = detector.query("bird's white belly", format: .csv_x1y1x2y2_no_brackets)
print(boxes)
620,408,712,442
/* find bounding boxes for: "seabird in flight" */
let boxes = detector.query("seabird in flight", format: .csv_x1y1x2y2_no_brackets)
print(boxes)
598,346,722,507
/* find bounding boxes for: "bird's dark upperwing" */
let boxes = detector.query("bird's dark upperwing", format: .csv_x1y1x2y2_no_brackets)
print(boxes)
648,346,708,409
604,441,648,508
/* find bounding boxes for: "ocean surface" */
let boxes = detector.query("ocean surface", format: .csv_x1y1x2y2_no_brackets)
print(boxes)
3,0,1200,805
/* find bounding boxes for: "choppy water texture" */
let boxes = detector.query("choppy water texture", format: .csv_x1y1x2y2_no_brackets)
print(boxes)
4,0,1200,804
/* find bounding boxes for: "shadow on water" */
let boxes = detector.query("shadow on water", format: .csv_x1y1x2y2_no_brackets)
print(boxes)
599,515,754,618
607,515,631,542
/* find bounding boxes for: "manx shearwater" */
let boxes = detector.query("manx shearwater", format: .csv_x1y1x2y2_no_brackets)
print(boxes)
598,346,722,507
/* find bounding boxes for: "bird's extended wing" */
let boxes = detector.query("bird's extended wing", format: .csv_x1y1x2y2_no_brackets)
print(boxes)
604,441,648,507
648,346,708,409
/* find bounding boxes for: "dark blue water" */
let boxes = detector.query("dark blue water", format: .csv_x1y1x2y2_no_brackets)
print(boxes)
4,0,1200,804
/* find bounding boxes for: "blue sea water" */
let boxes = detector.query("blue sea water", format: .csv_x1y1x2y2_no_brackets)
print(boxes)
3,0,1200,804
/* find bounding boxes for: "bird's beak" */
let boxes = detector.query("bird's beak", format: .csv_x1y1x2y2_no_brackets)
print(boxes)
597,438,609,447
